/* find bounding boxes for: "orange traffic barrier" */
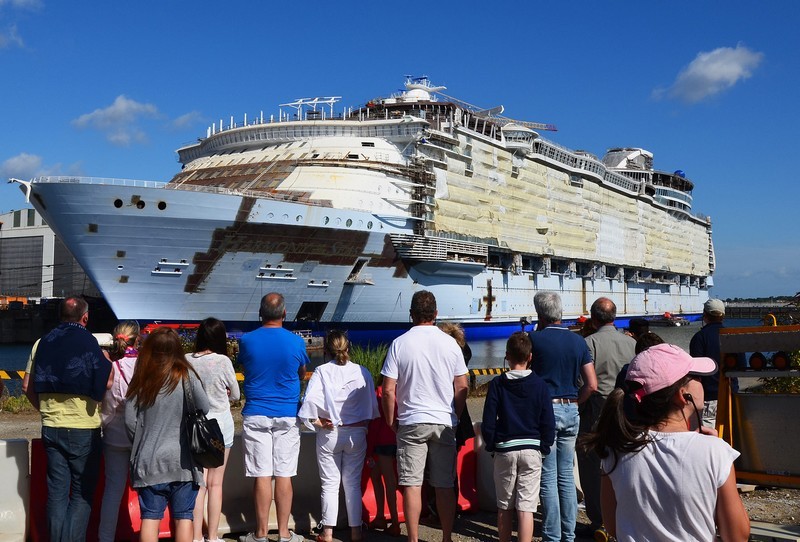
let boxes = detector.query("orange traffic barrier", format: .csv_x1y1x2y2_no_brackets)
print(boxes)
29,438,172,542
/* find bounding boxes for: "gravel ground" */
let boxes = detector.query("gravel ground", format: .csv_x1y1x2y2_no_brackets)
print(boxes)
3,397,800,541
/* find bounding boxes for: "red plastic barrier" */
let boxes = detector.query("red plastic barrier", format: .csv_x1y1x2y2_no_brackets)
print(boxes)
30,438,172,541
456,436,478,512
360,436,478,524
361,455,406,524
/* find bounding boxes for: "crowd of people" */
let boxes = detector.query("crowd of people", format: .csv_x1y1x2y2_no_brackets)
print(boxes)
21,291,751,542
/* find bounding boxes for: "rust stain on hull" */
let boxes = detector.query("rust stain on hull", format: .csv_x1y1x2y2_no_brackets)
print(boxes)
184,198,406,292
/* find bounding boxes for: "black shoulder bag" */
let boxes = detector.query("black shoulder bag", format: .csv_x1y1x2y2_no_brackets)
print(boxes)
183,376,225,468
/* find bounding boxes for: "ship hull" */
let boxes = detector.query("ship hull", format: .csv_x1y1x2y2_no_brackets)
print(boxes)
27,180,706,340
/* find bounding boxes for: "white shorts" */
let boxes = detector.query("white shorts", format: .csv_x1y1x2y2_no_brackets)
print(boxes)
209,410,235,449
242,416,301,477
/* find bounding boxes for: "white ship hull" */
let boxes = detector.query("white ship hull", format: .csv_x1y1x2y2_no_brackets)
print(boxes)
25,180,706,339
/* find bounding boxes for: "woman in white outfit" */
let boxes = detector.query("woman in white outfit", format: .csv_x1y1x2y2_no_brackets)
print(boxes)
299,330,379,542
187,317,240,542
98,321,140,542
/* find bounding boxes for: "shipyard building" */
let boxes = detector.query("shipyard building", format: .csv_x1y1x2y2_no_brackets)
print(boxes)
0,208,100,301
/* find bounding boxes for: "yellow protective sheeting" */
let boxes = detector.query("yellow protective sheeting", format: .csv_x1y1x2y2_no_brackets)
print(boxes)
433,142,711,277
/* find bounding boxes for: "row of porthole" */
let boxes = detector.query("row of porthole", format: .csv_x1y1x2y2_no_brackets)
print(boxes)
114,199,167,211
323,216,377,230
114,198,380,230
263,212,378,230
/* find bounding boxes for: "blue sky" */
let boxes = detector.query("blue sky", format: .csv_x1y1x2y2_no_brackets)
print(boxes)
1,1,798,299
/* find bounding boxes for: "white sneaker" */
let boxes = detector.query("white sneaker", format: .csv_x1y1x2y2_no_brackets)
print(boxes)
279,531,305,542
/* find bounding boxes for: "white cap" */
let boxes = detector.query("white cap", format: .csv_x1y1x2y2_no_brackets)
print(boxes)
704,299,725,316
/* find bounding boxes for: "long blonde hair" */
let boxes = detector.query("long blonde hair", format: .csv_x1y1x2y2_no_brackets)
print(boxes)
324,330,350,365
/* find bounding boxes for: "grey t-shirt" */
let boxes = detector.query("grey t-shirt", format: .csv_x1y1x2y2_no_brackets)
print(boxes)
125,372,209,487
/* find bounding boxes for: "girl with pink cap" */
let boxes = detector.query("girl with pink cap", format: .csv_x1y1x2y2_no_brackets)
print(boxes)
581,343,750,541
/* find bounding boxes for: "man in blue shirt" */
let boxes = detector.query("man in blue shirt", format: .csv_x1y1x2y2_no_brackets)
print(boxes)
529,292,597,542
239,293,309,542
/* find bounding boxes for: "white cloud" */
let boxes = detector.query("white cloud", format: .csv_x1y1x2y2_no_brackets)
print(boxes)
0,0,43,8
169,111,203,130
72,95,159,146
0,24,23,48
653,44,763,103
0,152,42,179
0,0,43,49
0,153,83,180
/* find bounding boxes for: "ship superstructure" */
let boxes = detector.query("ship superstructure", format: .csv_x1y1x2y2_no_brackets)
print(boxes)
17,76,714,338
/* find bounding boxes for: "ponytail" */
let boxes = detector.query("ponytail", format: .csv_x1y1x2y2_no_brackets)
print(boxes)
579,375,694,474
324,330,349,365
108,320,140,361
579,388,649,474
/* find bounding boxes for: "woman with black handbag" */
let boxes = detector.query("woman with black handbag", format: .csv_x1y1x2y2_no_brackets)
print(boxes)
187,317,240,542
125,327,211,542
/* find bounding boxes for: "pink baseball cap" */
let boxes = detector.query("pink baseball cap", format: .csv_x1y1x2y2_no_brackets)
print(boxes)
626,343,717,402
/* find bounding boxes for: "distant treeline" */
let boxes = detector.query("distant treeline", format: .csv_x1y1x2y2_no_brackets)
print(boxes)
724,294,799,305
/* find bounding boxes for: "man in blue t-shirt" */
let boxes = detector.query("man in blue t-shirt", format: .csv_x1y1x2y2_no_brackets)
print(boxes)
529,292,597,542
238,293,309,542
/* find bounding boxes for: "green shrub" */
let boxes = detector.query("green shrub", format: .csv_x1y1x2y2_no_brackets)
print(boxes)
754,350,800,394
0,394,34,413
350,343,389,386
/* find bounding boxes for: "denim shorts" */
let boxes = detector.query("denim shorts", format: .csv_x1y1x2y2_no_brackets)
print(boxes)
138,481,198,520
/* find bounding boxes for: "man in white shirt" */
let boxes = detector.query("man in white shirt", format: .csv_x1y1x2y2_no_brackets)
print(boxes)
381,291,469,542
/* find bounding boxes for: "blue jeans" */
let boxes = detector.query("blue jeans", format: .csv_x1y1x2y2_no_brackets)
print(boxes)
42,426,103,542
540,403,579,542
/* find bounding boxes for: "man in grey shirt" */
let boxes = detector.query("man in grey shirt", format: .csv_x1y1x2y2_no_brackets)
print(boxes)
578,297,635,535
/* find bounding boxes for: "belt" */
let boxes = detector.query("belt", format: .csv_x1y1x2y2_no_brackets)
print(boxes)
552,398,578,404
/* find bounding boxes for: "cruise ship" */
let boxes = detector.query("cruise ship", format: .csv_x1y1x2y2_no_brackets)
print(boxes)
14,77,715,340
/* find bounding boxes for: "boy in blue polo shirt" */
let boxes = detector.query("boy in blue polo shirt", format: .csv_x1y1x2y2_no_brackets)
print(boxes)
482,331,555,542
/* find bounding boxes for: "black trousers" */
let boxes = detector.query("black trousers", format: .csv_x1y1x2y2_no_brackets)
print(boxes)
577,392,605,527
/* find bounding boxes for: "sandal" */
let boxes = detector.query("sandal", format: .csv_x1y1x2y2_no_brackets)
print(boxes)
315,535,333,542
386,523,402,537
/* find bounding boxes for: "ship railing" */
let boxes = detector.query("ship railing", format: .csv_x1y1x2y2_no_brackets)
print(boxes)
32,176,167,189
531,139,642,196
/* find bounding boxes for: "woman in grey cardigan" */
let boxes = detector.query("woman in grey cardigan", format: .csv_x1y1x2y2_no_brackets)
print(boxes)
126,327,210,542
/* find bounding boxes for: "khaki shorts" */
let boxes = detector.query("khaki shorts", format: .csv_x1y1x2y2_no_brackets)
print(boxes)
242,416,300,477
396,424,456,488
493,449,542,512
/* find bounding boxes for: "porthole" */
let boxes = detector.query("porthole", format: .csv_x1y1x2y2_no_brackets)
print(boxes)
158,201,167,210
367,221,373,229
114,199,123,208
346,218,353,227
282,214,289,221
267,212,274,219
335,217,341,225
136,200,146,209
324,216,330,225
117,265,124,270
296,215,302,222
